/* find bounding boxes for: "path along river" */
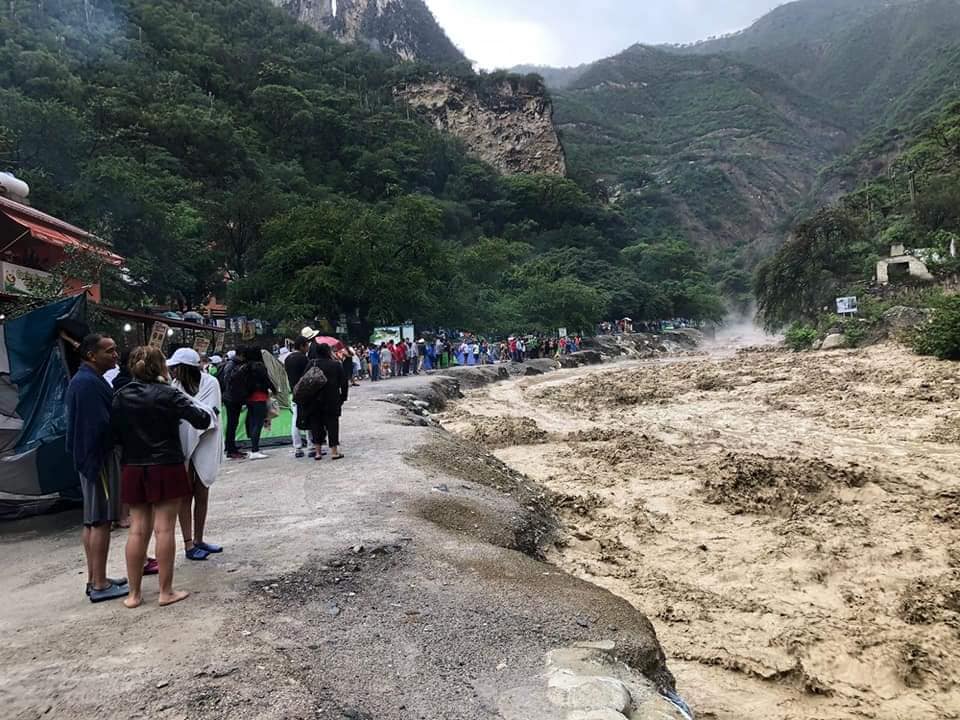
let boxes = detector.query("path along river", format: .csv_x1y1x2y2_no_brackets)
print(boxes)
440,341,960,720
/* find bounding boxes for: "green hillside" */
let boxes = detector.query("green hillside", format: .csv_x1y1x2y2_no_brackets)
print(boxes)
551,45,851,266
682,0,960,128
523,0,960,291
0,0,724,332
755,100,960,332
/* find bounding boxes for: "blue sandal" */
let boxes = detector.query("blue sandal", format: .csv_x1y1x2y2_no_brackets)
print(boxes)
196,541,222,554
185,546,210,561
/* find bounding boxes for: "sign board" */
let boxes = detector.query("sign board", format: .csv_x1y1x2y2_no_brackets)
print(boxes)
214,332,226,353
193,337,210,356
148,322,170,349
242,321,256,340
371,324,416,344
558,328,567,339
836,297,858,315
1,261,51,295
370,326,402,345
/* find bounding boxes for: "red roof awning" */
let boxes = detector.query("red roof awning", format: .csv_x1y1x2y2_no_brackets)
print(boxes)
0,198,123,266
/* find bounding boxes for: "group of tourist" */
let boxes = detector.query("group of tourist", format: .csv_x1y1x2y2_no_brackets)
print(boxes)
64,327,354,608
66,321,588,607
66,335,222,608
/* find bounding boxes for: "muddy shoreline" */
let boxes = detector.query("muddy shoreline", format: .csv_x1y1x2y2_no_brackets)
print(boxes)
440,343,960,719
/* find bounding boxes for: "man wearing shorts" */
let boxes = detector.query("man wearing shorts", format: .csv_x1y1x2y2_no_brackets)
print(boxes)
65,334,128,603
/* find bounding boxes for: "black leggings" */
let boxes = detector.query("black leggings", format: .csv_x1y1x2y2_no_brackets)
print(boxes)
224,403,243,454
245,401,268,452
310,415,340,448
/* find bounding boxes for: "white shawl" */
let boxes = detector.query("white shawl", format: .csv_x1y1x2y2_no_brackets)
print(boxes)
174,373,223,487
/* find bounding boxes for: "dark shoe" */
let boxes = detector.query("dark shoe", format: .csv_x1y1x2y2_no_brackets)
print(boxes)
295,450,305,459
186,546,210,561
86,577,128,596
196,541,223,554
88,581,129,603
227,451,246,460
144,557,159,575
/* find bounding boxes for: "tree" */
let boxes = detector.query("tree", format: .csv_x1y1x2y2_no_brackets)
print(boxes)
754,208,869,330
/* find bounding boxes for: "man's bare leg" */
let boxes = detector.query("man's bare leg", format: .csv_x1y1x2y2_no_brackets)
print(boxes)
82,526,93,586
88,524,112,590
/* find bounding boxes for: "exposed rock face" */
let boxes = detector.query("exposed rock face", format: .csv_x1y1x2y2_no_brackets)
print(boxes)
395,74,567,176
271,0,464,64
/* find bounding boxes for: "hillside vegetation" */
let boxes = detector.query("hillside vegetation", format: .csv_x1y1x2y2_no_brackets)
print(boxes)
755,100,960,332
0,0,723,333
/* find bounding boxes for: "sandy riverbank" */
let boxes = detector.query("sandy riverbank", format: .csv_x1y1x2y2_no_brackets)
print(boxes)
441,343,960,719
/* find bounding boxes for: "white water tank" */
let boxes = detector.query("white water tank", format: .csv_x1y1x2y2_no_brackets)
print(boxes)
0,172,30,202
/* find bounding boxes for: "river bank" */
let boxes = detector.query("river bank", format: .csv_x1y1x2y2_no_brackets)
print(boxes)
441,343,960,719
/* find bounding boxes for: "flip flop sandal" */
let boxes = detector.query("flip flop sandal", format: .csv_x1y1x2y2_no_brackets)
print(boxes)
196,541,223,554
185,546,210,561
331,454,346,461
88,581,129,603
86,576,128,596
144,558,160,575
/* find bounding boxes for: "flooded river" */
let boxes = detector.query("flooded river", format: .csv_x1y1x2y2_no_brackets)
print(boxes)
441,343,960,719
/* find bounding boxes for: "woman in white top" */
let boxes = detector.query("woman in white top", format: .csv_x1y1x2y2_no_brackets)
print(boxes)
168,348,224,561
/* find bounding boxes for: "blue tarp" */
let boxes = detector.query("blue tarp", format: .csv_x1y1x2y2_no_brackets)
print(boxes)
2,295,86,498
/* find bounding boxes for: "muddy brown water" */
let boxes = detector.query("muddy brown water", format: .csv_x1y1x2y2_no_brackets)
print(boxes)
440,344,960,720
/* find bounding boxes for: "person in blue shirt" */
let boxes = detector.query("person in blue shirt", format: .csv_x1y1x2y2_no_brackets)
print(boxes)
65,334,129,603
369,344,382,381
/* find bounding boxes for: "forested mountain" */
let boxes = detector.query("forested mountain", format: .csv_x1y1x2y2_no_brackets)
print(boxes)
0,0,725,333
520,0,960,287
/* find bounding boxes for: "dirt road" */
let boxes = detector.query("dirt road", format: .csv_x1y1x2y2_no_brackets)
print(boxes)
442,344,960,719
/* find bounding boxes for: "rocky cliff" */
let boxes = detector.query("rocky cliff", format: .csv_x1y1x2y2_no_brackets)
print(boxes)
395,74,567,176
271,0,464,64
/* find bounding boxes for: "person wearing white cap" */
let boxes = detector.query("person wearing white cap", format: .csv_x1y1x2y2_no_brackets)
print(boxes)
168,348,225,561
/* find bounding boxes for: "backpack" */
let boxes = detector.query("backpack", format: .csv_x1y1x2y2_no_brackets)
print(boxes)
293,365,328,406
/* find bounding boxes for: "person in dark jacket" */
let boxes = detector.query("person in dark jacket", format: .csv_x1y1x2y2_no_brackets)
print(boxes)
284,336,312,458
237,346,276,460
220,350,244,459
302,343,348,461
65,334,128,603
112,346,212,609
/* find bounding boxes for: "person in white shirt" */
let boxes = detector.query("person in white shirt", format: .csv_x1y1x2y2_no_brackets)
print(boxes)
168,348,224,562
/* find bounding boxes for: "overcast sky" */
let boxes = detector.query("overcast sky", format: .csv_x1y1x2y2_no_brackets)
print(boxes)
425,0,789,69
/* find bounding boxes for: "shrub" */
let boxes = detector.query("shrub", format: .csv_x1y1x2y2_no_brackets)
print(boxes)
913,295,960,360
784,323,818,351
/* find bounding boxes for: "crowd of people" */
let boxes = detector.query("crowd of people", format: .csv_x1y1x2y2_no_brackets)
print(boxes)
64,327,352,608
288,332,586,383
63,323,587,607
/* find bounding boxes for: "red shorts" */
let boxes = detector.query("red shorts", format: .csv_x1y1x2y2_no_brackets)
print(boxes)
121,464,191,505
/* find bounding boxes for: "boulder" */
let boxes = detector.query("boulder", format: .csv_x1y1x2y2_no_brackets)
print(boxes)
821,333,847,350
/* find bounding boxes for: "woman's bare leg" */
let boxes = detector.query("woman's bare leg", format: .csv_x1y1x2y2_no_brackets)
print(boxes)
124,504,153,609
178,494,194,551
193,482,209,545
154,499,189,606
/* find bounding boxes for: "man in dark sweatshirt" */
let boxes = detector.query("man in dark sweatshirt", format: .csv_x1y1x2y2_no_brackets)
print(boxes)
65,334,129,603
